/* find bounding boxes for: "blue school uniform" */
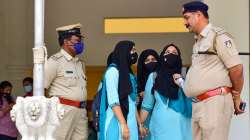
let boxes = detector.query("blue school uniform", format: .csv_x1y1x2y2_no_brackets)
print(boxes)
101,66,138,140
142,73,192,140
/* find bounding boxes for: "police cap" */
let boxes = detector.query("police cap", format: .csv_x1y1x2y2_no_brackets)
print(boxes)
182,1,209,15
56,23,83,38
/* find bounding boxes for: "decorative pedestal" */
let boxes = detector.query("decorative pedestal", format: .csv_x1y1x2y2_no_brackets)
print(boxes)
10,96,64,140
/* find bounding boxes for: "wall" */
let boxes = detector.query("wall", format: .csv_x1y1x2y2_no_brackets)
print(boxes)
44,0,194,65
0,0,34,97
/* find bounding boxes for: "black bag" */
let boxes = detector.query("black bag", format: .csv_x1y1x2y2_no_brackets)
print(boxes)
91,64,116,131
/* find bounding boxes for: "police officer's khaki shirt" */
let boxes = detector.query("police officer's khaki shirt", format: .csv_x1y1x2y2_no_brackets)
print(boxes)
45,49,87,101
184,23,241,97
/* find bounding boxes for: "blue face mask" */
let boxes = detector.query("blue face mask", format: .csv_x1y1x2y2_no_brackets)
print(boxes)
73,41,84,55
24,85,32,93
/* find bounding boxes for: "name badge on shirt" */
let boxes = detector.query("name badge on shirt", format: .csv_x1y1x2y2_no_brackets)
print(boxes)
66,70,73,74
64,70,75,78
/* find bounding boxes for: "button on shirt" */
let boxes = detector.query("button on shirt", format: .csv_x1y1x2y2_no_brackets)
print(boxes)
45,49,87,101
184,23,241,97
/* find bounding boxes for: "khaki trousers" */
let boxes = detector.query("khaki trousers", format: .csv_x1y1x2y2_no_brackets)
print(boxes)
192,93,234,140
54,104,88,140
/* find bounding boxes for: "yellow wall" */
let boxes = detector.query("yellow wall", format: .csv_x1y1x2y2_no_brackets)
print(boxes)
86,66,105,100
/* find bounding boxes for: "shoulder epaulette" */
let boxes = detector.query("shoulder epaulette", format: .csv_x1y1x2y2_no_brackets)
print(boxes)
211,26,225,36
50,52,63,61
78,57,84,62
211,26,234,38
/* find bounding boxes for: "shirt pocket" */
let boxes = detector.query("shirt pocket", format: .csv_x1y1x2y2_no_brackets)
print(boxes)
194,42,214,65
64,71,77,86
199,41,212,52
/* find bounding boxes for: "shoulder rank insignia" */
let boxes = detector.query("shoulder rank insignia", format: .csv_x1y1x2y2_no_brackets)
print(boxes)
224,40,232,48
50,52,63,60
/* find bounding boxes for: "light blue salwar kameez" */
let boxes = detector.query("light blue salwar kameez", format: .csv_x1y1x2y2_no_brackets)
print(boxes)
142,73,192,140
103,67,138,140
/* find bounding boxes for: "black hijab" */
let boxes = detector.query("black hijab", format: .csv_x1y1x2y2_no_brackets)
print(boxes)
110,40,135,121
137,49,159,93
106,52,113,67
153,44,182,99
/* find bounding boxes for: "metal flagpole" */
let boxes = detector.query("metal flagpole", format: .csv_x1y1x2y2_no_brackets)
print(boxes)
33,0,45,96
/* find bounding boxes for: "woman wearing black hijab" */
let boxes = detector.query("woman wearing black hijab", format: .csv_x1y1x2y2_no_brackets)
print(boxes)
137,49,159,107
139,44,192,140
99,40,139,140
137,49,159,140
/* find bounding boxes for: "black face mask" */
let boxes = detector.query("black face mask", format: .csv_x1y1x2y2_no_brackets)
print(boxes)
129,52,138,65
145,61,158,73
1,93,13,104
2,93,10,97
163,53,179,68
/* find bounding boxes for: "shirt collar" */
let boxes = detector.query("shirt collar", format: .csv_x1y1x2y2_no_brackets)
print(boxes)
200,23,212,37
60,49,73,61
194,23,212,40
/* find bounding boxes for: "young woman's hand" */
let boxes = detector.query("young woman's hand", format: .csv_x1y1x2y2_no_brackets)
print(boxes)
139,124,148,138
173,73,183,87
121,123,130,140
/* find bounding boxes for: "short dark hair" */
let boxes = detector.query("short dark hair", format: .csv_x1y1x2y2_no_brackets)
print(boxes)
200,11,209,19
0,81,12,90
23,77,33,84
0,81,14,104
58,34,72,46
58,34,81,46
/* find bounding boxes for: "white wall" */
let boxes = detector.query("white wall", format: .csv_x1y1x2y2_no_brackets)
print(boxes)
204,0,250,140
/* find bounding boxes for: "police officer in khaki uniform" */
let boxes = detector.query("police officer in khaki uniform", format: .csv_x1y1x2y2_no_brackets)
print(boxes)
45,23,88,140
181,1,244,140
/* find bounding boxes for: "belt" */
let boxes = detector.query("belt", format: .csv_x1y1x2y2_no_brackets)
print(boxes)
192,87,231,102
59,97,86,108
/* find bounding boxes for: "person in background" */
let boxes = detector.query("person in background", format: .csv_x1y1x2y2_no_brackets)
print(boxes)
22,77,33,97
137,49,159,140
140,44,192,140
0,81,18,140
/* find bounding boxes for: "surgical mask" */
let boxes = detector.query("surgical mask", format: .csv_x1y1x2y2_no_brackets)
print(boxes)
24,85,32,93
129,52,138,65
73,41,84,55
145,61,158,72
163,53,179,68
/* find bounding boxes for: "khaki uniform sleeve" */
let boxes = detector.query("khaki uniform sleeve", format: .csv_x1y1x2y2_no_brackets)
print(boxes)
44,58,59,89
82,61,86,74
215,34,241,69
